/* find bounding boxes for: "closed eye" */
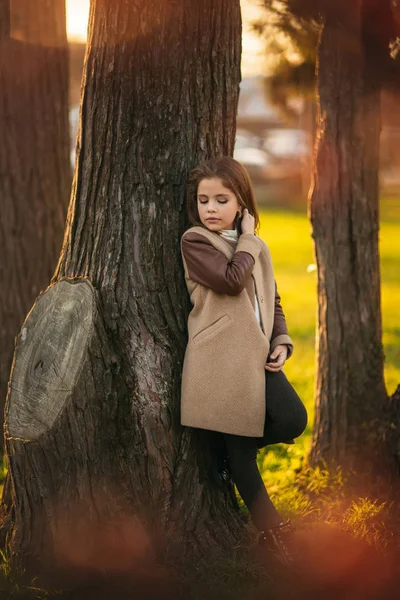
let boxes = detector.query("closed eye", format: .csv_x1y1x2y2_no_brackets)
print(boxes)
198,200,228,204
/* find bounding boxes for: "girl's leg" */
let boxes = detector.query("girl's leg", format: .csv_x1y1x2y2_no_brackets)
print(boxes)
221,371,307,532
223,433,282,530
257,369,308,448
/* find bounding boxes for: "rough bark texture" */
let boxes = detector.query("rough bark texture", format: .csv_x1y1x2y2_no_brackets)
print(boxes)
387,385,400,470
309,1,389,470
0,0,70,436
2,0,244,575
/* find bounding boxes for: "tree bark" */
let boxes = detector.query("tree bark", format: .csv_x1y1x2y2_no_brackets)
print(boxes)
309,0,389,470
2,0,243,575
0,0,70,437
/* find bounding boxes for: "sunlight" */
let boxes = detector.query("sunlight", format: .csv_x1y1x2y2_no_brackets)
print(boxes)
66,0,90,42
65,0,267,76
241,0,268,76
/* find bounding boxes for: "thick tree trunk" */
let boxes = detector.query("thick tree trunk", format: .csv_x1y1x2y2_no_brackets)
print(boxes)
2,0,243,575
0,0,70,436
309,1,388,470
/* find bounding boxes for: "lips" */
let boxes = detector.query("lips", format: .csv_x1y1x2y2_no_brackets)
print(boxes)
207,218,220,222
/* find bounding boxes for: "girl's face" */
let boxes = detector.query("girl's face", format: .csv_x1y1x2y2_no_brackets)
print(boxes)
197,177,242,232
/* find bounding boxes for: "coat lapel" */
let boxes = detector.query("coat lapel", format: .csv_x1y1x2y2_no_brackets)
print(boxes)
252,259,266,333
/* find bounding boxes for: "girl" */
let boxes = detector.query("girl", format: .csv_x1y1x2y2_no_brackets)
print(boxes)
180,157,308,564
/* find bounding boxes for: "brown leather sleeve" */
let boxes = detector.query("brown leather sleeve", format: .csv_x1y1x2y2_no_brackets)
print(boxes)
271,281,289,339
181,232,255,295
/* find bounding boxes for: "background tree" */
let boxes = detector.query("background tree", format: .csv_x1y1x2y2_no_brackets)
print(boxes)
254,1,399,114
309,0,393,470
256,0,399,469
1,0,243,575
250,1,320,196
252,0,319,122
0,0,70,440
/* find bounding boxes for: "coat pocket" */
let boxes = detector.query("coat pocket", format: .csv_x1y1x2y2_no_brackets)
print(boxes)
192,314,232,346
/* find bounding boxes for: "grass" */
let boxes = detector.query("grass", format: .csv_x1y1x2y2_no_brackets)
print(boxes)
0,536,62,599
250,194,400,544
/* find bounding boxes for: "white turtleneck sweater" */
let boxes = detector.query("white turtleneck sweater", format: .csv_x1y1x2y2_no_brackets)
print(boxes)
218,228,262,328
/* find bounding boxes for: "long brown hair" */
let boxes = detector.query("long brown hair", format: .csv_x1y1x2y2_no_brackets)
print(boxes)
186,157,260,234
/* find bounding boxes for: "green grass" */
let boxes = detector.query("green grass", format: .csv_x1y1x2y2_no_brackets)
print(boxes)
252,195,400,533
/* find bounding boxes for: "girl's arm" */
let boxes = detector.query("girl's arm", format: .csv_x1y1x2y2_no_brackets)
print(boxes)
270,282,293,358
181,232,259,295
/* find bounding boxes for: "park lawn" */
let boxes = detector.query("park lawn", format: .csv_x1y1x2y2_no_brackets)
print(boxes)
256,197,400,520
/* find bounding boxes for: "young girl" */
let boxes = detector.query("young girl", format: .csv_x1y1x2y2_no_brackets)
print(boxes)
180,157,308,564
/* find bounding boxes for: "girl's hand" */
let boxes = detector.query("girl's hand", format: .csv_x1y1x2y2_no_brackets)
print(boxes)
265,345,288,372
241,208,255,235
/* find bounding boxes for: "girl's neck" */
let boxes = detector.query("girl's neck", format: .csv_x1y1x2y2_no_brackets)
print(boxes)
218,228,238,242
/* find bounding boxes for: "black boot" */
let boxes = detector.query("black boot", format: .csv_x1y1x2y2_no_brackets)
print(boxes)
257,519,295,566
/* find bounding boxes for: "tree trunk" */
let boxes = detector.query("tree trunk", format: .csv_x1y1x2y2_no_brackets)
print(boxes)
309,1,389,470
2,0,243,575
0,0,70,437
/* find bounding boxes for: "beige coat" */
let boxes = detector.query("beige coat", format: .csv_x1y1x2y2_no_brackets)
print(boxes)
180,226,294,437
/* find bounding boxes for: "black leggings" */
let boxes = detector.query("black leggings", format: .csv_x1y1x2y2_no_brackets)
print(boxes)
223,369,308,531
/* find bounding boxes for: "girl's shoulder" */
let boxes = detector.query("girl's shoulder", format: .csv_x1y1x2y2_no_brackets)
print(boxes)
181,227,231,261
181,228,270,259
181,227,224,251
181,225,214,241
